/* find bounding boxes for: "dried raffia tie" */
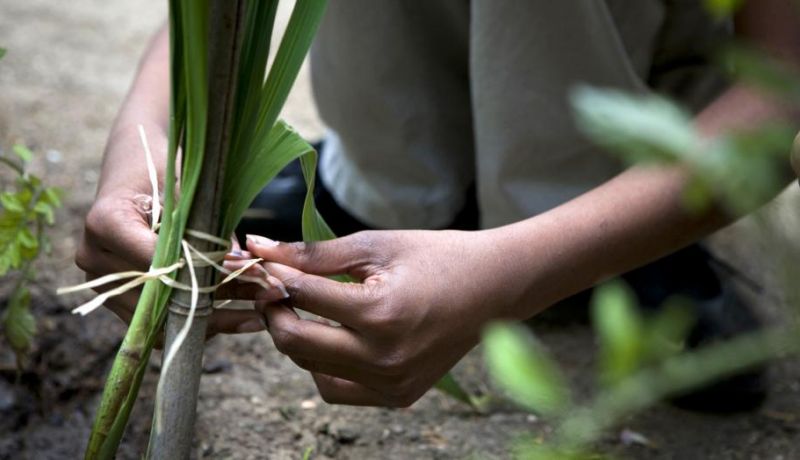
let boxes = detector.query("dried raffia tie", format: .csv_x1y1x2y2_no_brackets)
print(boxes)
56,124,282,433
57,124,277,315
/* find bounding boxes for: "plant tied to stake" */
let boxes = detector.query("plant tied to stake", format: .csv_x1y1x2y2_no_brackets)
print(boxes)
68,1,334,457
62,1,475,458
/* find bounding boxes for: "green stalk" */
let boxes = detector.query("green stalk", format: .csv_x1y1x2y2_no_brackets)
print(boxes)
84,1,471,456
84,1,328,458
556,327,800,449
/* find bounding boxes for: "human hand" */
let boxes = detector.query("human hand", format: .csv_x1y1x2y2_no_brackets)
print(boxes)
243,229,531,407
76,125,269,336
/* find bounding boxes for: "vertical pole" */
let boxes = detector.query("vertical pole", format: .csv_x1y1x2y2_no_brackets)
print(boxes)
148,1,245,458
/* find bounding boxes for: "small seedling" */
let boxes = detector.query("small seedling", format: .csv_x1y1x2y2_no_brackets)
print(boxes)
0,144,62,367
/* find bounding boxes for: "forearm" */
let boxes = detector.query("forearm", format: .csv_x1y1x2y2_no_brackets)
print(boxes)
496,83,795,320
97,24,170,197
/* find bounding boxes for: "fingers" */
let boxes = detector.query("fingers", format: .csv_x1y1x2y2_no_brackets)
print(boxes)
207,308,266,336
218,259,289,301
77,238,144,278
245,231,380,279
83,196,158,271
291,357,398,392
311,374,414,407
261,262,377,328
102,298,134,324
81,271,141,320
259,302,377,370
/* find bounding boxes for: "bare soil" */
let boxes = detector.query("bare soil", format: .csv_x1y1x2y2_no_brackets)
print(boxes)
2,1,800,459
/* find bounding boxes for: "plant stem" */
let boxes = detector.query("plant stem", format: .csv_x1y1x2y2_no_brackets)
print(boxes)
556,327,799,449
147,1,245,457
0,156,23,176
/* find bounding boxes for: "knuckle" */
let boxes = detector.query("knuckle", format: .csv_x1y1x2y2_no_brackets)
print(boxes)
376,350,409,376
270,322,302,354
75,242,92,272
386,377,415,398
349,231,377,250
289,241,314,265
362,282,387,308
387,390,419,408
84,201,108,238
282,273,309,303
367,302,407,336
349,230,386,261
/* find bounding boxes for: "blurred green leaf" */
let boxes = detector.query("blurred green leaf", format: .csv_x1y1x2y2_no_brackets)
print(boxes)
12,144,33,163
0,48,6,60
18,227,37,250
592,281,643,385
483,322,570,416
33,201,54,224
681,176,714,213
723,46,800,102
0,211,26,275
642,298,696,362
434,372,474,407
704,0,744,19
0,192,25,213
43,187,63,208
572,86,793,215
705,123,795,214
516,445,587,460
2,286,36,358
571,86,698,166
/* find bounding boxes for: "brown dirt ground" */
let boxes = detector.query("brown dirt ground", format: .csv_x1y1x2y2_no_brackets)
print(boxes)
2,1,800,459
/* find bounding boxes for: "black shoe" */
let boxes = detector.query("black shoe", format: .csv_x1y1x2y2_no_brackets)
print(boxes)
622,245,768,413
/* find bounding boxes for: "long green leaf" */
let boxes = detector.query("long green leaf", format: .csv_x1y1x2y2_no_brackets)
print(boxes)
591,281,643,386
483,322,571,416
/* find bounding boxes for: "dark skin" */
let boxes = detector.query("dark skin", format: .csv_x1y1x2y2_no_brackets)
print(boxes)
78,1,800,406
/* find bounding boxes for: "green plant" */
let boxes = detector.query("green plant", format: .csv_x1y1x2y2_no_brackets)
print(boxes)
68,1,474,457
0,144,62,366
77,1,333,457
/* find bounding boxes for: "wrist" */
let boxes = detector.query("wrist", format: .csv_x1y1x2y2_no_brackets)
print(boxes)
480,215,584,321
97,121,168,199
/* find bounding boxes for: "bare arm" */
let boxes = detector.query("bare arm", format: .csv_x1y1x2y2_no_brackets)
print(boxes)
241,0,800,407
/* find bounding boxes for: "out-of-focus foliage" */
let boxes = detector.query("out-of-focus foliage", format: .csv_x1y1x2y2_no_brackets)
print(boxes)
484,8,800,457
483,322,570,416
704,0,745,19
0,146,61,365
724,46,800,102
571,86,794,215
592,282,694,386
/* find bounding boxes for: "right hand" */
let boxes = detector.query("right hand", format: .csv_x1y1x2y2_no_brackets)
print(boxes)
75,125,274,337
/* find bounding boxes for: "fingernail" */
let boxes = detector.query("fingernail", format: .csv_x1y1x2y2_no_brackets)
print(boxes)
273,280,290,299
247,234,279,247
236,317,266,334
256,278,290,301
230,247,242,256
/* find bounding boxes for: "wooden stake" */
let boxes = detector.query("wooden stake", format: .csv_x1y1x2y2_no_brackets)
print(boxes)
148,1,246,458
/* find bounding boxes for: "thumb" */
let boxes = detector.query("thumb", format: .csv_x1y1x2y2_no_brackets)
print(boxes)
245,232,376,278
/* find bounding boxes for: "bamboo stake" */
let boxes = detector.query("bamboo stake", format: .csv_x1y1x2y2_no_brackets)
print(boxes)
148,1,246,458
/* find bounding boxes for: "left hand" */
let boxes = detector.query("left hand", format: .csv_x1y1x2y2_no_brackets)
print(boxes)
240,229,530,407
